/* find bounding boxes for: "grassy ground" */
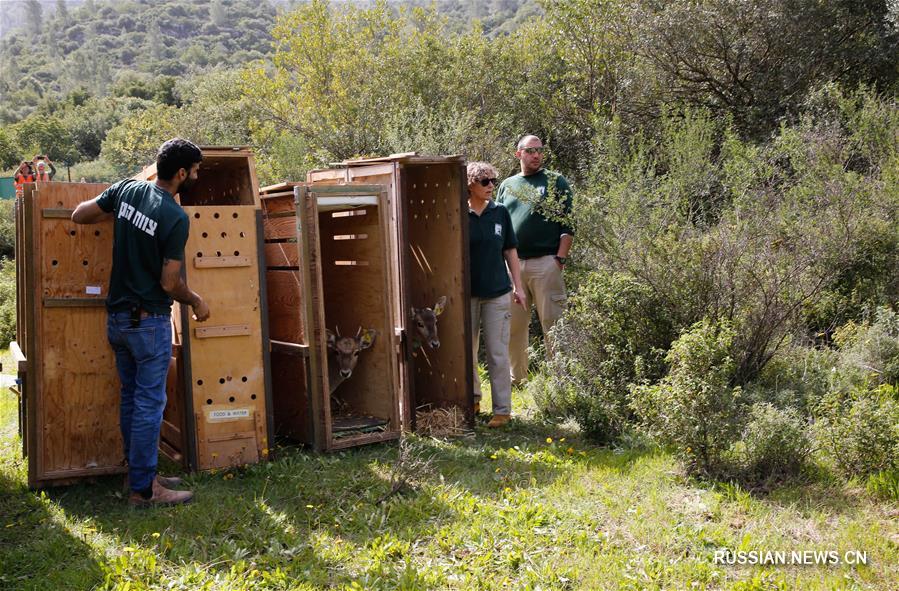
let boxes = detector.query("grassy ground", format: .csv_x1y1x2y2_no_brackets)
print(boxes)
0,358,896,590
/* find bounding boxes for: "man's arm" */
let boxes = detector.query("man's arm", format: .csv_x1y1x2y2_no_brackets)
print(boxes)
71,197,113,224
47,159,56,180
160,258,210,321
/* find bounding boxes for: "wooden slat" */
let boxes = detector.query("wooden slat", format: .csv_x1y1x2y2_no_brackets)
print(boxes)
264,216,296,240
265,270,303,343
42,297,105,307
270,340,309,356
42,208,74,218
194,324,251,338
264,243,299,268
193,256,251,268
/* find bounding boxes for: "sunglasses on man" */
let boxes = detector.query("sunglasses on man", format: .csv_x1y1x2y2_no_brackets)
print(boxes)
479,177,498,187
521,147,545,154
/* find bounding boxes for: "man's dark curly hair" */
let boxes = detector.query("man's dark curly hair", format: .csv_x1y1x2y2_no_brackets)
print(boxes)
156,138,203,180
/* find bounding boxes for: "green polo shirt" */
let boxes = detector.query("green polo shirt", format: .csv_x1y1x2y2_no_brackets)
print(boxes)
96,179,190,314
496,169,574,259
469,201,517,299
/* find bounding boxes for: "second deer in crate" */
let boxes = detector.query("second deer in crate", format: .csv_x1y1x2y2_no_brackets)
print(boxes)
410,295,447,350
325,326,377,394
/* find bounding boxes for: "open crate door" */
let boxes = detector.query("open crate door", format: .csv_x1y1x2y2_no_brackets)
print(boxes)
297,183,401,451
17,182,124,488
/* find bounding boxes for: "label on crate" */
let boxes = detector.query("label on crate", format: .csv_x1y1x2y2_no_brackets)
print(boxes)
85,285,102,295
207,408,251,422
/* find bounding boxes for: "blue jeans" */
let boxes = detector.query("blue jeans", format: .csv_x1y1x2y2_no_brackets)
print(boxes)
107,311,172,493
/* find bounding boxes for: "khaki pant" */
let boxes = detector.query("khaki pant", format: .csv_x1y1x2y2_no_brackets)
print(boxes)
471,294,512,415
509,255,567,383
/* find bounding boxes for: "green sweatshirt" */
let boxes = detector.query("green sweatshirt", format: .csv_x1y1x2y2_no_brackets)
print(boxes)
496,169,574,259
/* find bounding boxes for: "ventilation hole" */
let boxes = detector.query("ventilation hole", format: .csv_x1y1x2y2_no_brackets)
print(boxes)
239,232,245,238
228,396,235,403
51,260,58,266
241,376,248,382
221,232,227,238
197,379,204,386
194,212,200,219
206,399,213,405
232,212,238,218
94,230,100,236
69,230,76,236
197,252,203,258
213,212,220,219
202,232,208,238
215,251,222,257
219,377,225,384
82,260,89,266
250,394,257,400
233,250,240,256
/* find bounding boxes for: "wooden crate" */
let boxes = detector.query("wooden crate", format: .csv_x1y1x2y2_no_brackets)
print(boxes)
136,147,273,471
15,181,124,488
307,155,474,430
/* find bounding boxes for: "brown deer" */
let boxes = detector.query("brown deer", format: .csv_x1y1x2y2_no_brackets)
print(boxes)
326,326,377,393
410,296,446,349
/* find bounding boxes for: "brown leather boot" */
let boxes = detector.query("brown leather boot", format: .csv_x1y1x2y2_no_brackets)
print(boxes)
123,473,183,494
129,477,193,507
474,401,480,414
487,414,511,428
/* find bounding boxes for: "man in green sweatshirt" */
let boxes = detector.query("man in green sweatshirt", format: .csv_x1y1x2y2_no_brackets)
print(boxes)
496,135,574,384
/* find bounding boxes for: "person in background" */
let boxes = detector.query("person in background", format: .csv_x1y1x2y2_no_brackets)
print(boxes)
13,161,34,197
72,138,210,507
467,161,526,428
496,134,574,386
32,155,56,181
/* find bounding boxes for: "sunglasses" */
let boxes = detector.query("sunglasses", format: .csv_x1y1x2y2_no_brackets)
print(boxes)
478,177,498,187
521,147,545,154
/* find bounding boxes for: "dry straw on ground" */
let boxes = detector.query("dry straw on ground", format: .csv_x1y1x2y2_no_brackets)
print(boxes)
415,404,470,437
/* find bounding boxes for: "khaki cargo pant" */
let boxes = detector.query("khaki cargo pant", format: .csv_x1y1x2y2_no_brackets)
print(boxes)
471,294,513,415
509,255,567,383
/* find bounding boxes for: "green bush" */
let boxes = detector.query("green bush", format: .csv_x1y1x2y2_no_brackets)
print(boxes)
630,319,743,476
865,469,899,501
0,200,14,260
534,271,673,443
831,308,899,389
736,403,811,481
747,341,838,416
814,384,899,479
0,257,16,348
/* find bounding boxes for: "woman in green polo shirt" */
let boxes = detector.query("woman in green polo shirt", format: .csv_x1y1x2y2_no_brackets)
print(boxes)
467,161,526,428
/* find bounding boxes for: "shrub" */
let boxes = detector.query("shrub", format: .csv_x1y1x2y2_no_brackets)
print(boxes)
814,384,899,479
831,308,899,389
630,319,743,476
865,469,899,501
747,341,838,416
0,200,14,260
736,403,811,481
534,271,673,443
0,257,16,348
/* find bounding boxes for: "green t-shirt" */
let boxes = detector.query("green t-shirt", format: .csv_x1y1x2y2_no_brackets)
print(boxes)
96,179,189,314
496,169,574,259
469,201,517,299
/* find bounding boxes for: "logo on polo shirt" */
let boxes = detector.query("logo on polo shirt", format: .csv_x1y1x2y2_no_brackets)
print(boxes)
494,223,502,236
117,202,158,237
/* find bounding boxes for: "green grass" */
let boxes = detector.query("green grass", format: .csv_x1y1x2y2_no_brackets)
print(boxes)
1,370,897,590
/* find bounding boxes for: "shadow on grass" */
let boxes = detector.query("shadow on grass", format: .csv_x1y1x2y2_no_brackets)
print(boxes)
0,470,104,590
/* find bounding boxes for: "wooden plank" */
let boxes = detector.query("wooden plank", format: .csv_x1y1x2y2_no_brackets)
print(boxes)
271,340,309,356
194,324,250,339
42,297,105,307
264,216,297,240
11,341,26,372
42,208,75,218
193,255,251,268
265,270,303,343
264,243,299,268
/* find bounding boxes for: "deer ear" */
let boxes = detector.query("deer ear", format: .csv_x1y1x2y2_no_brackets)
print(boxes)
410,307,418,320
325,329,336,350
359,329,377,349
433,295,447,316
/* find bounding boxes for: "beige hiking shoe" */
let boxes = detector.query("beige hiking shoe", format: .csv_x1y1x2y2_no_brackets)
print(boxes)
123,473,183,494
487,414,511,428
129,476,193,507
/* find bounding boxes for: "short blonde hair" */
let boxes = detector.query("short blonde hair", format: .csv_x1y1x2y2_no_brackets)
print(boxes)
466,161,498,187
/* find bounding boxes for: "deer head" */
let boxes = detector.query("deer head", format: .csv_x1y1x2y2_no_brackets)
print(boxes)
326,326,377,379
410,295,447,349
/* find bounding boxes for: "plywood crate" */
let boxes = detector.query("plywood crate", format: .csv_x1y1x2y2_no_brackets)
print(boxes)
15,181,124,488
137,147,273,471
307,155,474,431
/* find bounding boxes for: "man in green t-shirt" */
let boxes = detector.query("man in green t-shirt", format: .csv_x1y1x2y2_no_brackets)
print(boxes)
72,138,210,507
496,135,574,384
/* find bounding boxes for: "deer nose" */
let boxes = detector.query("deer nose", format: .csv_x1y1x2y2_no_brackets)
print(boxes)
430,340,440,349
340,369,352,378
